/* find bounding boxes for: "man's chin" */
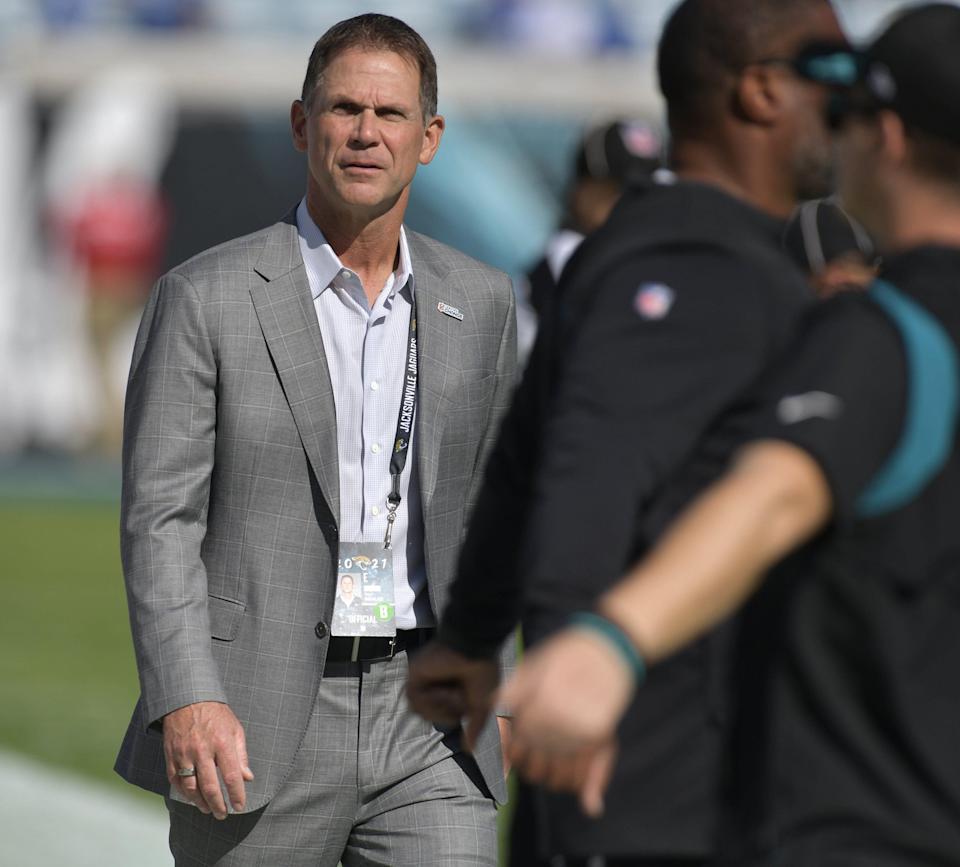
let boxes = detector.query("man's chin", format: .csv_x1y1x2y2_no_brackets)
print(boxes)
793,149,836,204
336,182,399,210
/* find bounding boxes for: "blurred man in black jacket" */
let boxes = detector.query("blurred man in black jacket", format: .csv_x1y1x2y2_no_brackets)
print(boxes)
500,8,960,864
409,1,850,863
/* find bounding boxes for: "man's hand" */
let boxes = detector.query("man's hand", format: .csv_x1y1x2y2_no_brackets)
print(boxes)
163,701,254,820
511,734,618,818
407,641,500,752
499,628,635,816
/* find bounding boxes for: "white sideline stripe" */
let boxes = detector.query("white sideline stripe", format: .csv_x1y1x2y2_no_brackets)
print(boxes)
0,750,171,866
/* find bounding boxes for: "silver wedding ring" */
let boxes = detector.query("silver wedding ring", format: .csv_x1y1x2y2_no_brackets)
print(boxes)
176,766,197,777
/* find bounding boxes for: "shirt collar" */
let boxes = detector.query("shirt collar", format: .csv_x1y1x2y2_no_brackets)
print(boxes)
296,198,414,302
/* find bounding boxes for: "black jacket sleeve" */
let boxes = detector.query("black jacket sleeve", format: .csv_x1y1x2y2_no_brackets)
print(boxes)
436,313,554,657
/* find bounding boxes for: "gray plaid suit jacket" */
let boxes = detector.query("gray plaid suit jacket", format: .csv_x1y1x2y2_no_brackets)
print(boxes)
114,210,517,809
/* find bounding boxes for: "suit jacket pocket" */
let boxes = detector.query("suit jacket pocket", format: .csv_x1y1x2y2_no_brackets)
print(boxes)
208,594,246,642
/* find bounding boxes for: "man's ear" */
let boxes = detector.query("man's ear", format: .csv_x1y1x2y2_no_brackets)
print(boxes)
877,109,908,167
291,100,308,153
735,65,782,126
419,114,445,166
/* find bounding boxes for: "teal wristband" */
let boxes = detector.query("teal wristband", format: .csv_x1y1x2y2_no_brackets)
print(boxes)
569,611,646,684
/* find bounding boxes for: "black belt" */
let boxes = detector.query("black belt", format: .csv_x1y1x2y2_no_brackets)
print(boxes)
326,628,434,663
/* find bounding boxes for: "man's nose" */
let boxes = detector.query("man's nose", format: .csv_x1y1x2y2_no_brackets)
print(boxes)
350,110,379,146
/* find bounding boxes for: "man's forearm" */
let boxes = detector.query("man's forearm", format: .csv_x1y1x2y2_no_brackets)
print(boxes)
598,441,832,665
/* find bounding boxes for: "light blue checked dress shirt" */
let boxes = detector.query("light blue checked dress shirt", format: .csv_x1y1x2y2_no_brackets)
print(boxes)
296,199,432,630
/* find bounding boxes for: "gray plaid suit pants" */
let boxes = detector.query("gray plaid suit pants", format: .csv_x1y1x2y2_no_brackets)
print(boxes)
167,650,498,866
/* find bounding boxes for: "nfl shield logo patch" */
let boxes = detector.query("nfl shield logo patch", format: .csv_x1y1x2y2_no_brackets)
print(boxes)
621,122,661,159
634,283,675,320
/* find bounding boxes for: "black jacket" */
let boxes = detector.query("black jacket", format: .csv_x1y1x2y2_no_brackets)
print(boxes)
440,179,811,857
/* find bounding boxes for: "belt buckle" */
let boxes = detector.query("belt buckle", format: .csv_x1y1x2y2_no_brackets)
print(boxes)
387,635,398,659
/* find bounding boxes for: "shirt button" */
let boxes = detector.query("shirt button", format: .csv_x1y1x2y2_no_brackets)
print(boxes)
371,506,380,516
370,381,380,391
314,621,328,640
371,443,381,454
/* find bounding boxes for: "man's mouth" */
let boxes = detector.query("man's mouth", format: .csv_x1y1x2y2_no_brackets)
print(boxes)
342,162,383,173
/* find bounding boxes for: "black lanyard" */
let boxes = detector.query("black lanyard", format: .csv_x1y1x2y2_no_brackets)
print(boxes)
384,292,418,549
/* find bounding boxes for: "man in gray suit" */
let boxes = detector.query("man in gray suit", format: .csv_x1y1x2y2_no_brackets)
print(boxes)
115,13,516,866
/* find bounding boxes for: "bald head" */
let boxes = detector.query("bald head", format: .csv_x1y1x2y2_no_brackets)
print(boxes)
659,0,835,135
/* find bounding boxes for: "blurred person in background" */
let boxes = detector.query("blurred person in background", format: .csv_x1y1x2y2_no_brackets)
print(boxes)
409,0,851,864
0,65,174,454
524,118,666,319
114,13,515,866
0,73,54,452
783,196,877,297
498,5,960,865
44,66,176,453
48,170,169,453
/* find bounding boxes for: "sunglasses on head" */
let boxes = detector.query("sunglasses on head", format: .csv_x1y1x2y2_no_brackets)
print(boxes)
753,42,862,88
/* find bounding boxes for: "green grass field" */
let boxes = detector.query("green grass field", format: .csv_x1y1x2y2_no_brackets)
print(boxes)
0,501,143,790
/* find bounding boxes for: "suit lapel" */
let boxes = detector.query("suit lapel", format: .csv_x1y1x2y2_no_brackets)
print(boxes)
408,233,459,514
249,215,340,526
